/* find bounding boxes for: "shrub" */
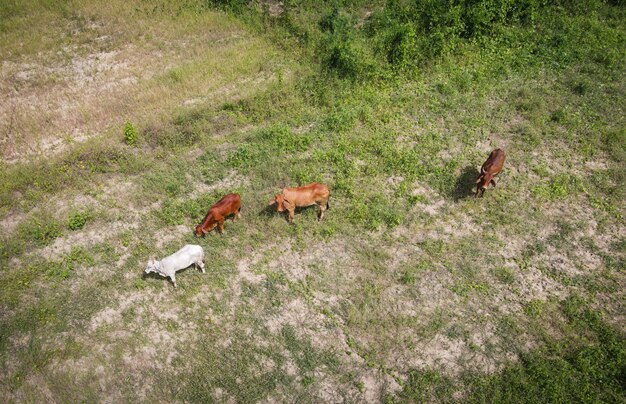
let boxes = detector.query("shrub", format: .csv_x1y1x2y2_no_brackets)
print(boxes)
67,211,90,231
385,23,418,70
363,0,553,68
324,39,375,80
319,7,379,80
123,121,138,146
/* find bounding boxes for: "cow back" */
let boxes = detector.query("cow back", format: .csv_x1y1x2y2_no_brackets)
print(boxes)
197,193,241,233
482,149,506,175
210,193,241,216
283,183,329,206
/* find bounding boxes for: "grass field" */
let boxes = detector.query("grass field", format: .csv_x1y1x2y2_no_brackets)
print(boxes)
1,0,625,402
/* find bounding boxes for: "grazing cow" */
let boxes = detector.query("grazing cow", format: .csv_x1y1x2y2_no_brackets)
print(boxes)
145,244,204,288
269,182,330,222
476,148,506,197
195,193,241,236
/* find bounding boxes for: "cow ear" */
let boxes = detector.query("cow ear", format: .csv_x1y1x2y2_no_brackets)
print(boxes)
268,199,276,206
476,177,482,184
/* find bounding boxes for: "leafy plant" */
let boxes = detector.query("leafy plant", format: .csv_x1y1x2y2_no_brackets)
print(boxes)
123,121,138,146
67,211,90,231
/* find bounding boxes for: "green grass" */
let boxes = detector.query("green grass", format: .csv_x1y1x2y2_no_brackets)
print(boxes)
0,0,625,402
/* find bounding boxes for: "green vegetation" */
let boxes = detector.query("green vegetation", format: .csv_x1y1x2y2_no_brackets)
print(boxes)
0,0,624,401
28,216,63,246
123,121,139,146
400,297,626,402
67,211,91,231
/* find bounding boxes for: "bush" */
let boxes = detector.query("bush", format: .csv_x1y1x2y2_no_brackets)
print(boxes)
67,211,90,231
363,0,552,68
324,39,375,80
319,6,379,80
123,121,138,146
385,23,418,70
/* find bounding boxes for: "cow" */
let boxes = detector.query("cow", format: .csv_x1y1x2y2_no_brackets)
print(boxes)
269,182,330,223
145,244,204,288
476,148,506,197
195,193,241,236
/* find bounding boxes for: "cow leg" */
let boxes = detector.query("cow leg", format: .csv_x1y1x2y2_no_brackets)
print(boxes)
170,274,177,288
288,208,295,223
318,203,326,221
219,219,225,234
198,260,205,273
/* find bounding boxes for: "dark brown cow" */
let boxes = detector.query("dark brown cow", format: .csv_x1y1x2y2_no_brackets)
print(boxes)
269,183,330,222
476,148,506,197
195,193,241,236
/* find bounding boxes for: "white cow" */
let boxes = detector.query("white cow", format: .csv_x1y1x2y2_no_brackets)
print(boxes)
145,244,205,288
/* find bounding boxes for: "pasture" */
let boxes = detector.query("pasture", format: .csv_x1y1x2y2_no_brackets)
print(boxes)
1,0,625,402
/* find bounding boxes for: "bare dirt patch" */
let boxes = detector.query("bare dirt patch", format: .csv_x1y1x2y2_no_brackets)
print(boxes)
40,220,138,260
191,170,250,198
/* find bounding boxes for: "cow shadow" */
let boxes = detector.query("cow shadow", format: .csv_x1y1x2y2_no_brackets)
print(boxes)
142,271,162,281
142,271,172,286
141,265,202,286
451,165,479,201
260,204,321,222
260,203,278,218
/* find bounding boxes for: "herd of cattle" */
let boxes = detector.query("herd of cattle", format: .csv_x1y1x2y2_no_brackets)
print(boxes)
145,148,506,287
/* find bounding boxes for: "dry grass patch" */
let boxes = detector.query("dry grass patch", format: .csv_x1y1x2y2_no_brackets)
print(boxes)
1,1,292,161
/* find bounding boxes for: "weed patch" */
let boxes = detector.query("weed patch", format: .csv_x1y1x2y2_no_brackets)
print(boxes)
67,211,91,231
123,121,139,146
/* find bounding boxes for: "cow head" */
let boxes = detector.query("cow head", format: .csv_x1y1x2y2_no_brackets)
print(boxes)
145,258,160,274
194,224,206,237
195,212,217,237
475,173,496,195
268,193,285,212
195,221,217,237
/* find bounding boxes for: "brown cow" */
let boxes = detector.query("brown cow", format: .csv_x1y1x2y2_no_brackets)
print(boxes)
476,148,506,197
269,183,330,223
195,193,241,236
